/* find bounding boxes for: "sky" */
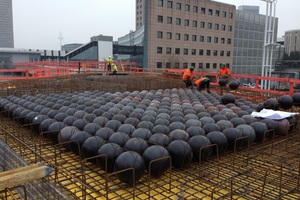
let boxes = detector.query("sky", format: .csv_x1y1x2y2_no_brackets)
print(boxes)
12,0,300,50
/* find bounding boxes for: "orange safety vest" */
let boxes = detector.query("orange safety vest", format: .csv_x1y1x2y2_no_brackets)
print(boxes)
195,77,209,87
182,69,193,81
219,67,230,76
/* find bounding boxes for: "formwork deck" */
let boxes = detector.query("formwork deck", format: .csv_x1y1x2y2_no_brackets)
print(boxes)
1,116,300,200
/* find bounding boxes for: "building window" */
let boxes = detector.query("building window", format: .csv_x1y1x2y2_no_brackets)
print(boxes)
157,47,162,54
175,62,180,68
184,19,189,26
200,36,204,42
191,63,196,68
166,32,172,39
199,63,203,69
158,15,163,23
166,62,171,68
220,50,224,56
158,0,163,7
176,18,181,25
228,25,232,32
200,21,205,28
229,12,233,19
192,20,197,27
222,11,226,18
193,6,198,13
176,33,181,40
185,4,190,11
176,2,181,10
166,47,171,54
184,34,189,41
222,24,226,31
221,38,225,44
215,23,219,30
208,9,213,15
213,50,218,56
167,17,172,24
191,49,196,55
167,1,172,8
157,31,163,38
192,35,197,41
206,63,210,69
227,51,231,57
206,50,211,56
157,62,162,68
214,37,218,43
227,38,231,44
201,7,205,14
216,10,220,16
199,49,204,55
183,63,188,68
184,48,188,55
208,23,212,29
175,48,180,54
213,63,217,69
207,36,211,43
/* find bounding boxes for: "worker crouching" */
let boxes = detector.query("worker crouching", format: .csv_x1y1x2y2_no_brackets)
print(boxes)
112,63,118,75
194,77,211,93
182,66,195,88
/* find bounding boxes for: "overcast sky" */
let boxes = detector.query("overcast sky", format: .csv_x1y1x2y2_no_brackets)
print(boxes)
12,0,300,50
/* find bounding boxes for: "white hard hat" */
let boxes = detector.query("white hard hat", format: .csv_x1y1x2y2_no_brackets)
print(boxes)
109,56,111,58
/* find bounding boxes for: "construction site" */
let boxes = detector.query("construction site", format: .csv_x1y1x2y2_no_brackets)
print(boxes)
1,62,300,200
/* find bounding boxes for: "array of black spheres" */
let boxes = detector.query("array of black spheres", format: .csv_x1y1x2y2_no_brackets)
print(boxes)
0,90,298,184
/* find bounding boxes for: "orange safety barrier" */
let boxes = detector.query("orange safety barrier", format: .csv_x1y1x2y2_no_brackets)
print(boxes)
14,61,138,71
4,62,300,98
161,69,299,97
0,67,70,81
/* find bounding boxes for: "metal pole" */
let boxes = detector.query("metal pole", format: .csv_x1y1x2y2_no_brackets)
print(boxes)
261,1,269,89
260,0,278,90
267,1,277,90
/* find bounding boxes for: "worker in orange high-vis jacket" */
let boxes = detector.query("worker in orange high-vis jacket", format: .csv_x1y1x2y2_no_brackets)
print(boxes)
218,63,231,82
194,76,211,93
182,66,195,88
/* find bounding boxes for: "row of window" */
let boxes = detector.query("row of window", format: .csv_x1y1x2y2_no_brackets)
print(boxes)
157,0,233,19
157,47,231,57
157,16,233,32
156,62,229,69
157,32,232,44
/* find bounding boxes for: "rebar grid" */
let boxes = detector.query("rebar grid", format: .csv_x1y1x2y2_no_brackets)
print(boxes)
0,115,300,199
0,75,185,98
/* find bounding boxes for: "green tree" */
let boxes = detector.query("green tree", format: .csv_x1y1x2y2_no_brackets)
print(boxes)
290,51,300,60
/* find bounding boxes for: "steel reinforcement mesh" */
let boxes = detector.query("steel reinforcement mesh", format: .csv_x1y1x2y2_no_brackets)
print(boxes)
0,112,300,199
0,75,185,98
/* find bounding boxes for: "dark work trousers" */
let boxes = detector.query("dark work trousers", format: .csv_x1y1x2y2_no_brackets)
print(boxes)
199,79,210,89
107,64,111,71
183,80,193,88
199,79,211,93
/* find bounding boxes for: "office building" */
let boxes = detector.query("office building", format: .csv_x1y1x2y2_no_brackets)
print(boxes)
284,29,300,55
137,0,235,72
232,6,278,75
62,43,84,53
237,5,259,14
0,0,14,48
